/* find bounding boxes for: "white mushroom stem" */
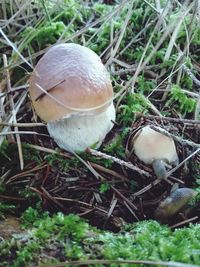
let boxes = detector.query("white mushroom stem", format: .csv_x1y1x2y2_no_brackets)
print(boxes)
47,103,115,152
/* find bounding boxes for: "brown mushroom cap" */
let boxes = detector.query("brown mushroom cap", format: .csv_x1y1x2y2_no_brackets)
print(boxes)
132,125,178,165
29,43,113,122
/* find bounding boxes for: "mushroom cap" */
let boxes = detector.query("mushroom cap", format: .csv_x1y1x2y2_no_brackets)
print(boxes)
155,188,198,221
132,125,178,164
29,43,113,122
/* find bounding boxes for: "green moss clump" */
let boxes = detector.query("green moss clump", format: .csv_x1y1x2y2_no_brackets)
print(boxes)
166,85,196,116
21,22,68,50
97,221,200,265
0,210,200,266
117,93,149,126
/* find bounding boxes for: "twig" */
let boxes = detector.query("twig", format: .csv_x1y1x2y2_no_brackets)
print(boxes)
104,198,118,226
0,122,45,127
123,200,139,220
0,195,25,201
170,216,199,229
130,178,161,198
111,186,138,210
87,148,150,177
7,163,47,184
143,115,200,125
52,196,117,218
90,162,130,182
182,64,200,87
39,259,199,267
0,131,49,137
194,97,200,121
150,125,200,148
25,144,71,158
166,148,200,178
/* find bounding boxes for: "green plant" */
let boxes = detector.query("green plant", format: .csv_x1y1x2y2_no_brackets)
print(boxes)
137,75,157,93
99,182,110,194
0,203,16,219
21,22,68,50
44,153,70,172
117,93,149,126
0,211,90,266
0,140,11,161
96,220,200,265
166,85,196,116
1,209,200,266
20,206,49,228
180,74,193,90
104,127,129,158
22,145,42,164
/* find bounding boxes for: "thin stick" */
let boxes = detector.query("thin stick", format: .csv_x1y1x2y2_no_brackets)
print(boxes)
0,122,45,127
39,259,199,267
170,216,199,229
150,125,200,148
26,144,71,158
182,64,200,87
131,178,161,197
90,162,130,182
166,148,200,178
111,185,138,211
143,115,200,125
0,131,48,137
88,148,150,177
3,54,24,170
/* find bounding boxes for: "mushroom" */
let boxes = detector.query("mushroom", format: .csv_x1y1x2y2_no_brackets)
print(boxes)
155,187,198,222
29,43,116,152
131,125,178,179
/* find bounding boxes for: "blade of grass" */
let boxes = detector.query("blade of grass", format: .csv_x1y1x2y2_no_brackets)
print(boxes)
3,54,24,170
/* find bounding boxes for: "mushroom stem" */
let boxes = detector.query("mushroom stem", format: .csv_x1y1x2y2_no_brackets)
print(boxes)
47,102,115,152
152,159,167,180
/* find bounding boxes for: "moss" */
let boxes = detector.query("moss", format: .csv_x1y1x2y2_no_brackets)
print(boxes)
166,85,196,116
117,93,149,126
1,0,200,265
0,210,200,266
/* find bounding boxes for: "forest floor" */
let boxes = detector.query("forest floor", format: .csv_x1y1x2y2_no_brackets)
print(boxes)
0,0,200,266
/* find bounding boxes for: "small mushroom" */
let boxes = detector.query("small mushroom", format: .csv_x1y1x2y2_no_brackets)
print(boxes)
155,187,198,222
29,43,115,152
131,125,178,179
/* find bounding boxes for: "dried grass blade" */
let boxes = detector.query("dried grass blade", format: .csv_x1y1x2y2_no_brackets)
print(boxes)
3,54,24,170
0,28,33,69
